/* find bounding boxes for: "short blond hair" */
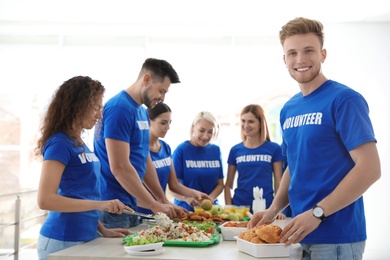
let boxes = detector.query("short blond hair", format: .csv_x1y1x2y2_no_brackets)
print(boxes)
190,111,220,140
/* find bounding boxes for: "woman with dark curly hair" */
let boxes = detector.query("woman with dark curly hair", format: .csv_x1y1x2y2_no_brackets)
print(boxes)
35,76,132,260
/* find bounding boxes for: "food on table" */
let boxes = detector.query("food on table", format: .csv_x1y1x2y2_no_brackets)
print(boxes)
234,206,250,217
219,221,248,241
255,224,282,243
194,206,204,213
227,212,240,221
173,211,224,222
176,205,252,222
209,205,223,215
220,211,243,221
124,214,213,246
223,221,248,228
182,221,216,234
239,224,282,244
153,212,173,228
124,236,165,246
201,199,213,210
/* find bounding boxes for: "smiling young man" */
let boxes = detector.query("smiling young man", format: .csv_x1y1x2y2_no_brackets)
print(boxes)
248,17,381,259
94,58,185,229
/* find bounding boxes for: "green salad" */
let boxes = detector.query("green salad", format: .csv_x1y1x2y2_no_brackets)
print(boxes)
124,221,216,246
182,221,216,233
124,235,165,246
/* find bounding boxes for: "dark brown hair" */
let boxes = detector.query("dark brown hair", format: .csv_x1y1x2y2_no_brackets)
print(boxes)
35,76,105,157
139,58,180,84
148,102,172,120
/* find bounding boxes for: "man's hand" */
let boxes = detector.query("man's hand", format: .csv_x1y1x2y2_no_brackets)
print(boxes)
152,202,186,219
172,204,188,216
247,209,276,229
279,209,321,245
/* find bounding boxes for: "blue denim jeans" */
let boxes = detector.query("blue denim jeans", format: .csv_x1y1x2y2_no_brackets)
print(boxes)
301,241,365,260
37,235,84,260
99,210,141,228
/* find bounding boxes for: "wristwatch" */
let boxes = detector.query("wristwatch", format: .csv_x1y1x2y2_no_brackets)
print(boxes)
312,205,326,222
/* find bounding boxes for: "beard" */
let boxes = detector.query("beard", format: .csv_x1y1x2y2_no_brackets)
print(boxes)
143,88,154,108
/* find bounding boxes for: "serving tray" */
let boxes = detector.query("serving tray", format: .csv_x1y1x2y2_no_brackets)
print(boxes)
123,234,220,247
163,234,220,247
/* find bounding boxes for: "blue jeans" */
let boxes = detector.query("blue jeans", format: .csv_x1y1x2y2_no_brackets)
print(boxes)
301,241,365,260
37,235,84,260
99,210,140,228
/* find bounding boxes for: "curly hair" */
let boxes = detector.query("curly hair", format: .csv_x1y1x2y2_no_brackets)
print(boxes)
240,104,271,143
35,76,105,158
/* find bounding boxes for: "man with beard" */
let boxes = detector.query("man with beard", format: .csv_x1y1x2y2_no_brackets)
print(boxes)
94,58,185,228
248,18,381,259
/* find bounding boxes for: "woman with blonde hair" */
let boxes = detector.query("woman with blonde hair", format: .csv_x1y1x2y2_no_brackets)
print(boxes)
172,111,224,211
136,103,211,214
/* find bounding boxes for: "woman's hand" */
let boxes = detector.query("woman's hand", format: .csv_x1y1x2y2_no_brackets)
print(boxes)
97,221,132,238
100,227,132,238
185,190,212,207
99,199,133,214
184,197,200,208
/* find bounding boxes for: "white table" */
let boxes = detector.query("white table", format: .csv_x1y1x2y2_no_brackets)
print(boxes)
48,219,302,260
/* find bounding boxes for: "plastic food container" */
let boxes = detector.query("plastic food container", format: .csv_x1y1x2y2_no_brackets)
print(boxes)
234,236,290,258
219,221,248,241
124,242,164,256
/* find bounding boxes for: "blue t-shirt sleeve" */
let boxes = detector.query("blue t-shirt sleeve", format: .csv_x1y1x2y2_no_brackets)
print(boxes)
166,142,172,155
103,106,134,142
43,135,72,165
272,143,284,162
172,144,184,179
227,145,237,166
216,146,224,179
336,95,376,151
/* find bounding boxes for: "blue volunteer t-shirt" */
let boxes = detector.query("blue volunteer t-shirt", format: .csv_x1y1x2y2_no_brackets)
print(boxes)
280,80,376,244
94,90,149,209
172,140,224,211
137,139,172,214
40,131,101,241
227,141,283,211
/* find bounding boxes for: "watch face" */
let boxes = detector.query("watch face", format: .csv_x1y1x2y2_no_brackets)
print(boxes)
313,207,324,217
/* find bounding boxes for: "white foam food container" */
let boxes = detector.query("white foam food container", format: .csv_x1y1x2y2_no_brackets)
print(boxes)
219,221,248,241
234,236,290,258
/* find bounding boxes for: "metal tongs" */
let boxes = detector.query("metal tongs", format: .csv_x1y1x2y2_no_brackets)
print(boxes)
123,209,156,219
